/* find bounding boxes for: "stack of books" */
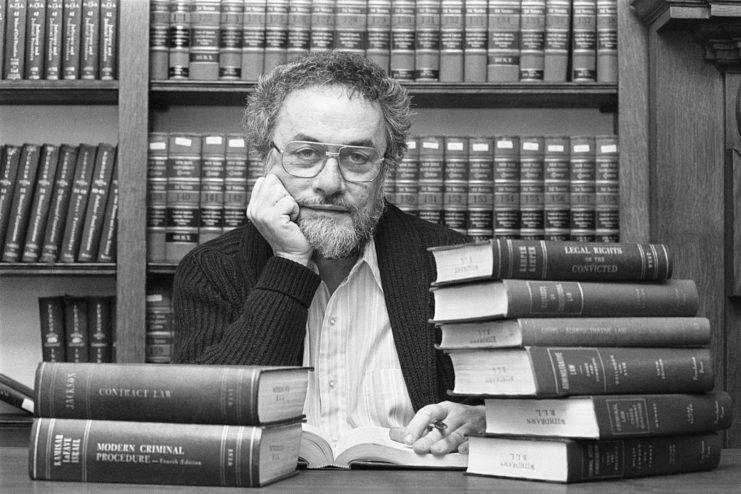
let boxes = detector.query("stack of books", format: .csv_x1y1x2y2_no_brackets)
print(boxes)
429,239,733,483
28,362,311,487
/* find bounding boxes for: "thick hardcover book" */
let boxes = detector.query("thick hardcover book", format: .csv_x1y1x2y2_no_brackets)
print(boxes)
543,0,570,81
198,134,226,245
519,0,545,81
467,433,722,483
0,1,5,77
0,381,34,414
414,0,440,81
431,279,699,323
366,0,391,73
189,0,221,80
595,134,619,241
4,0,28,80
486,0,520,82
2,144,42,262
430,239,673,285
493,135,520,238
300,424,467,469
95,158,117,262
390,0,415,80
168,0,191,79
543,135,570,240
165,133,201,262
241,0,267,80
87,296,114,362
80,0,101,79
22,144,61,262
263,0,288,73
45,0,64,79
569,135,595,241
35,362,311,425
62,0,83,79
334,0,367,56
147,132,168,261
38,296,67,362
437,316,712,349
145,280,173,363
287,0,311,61
218,0,243,79
63,296,89,362
25,0,48,80
439,0,464,81
58,143,97,263
77,143,116,262
29,418,303,487
570,0,597,82
223,134,248,233
39,144,79,263
483,390,734,439
464,0,487,82
309,0,335,54
518,136,544,239
99,0,118,80
596,0,616,82
0,145,21,250
149,0,170,80
447,346,713,396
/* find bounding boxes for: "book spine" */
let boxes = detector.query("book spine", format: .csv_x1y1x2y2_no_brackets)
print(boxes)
77,143,116,262
4,0,28,80
45,0,64,79
165,133,202,262
414,0,440,81
0,371,35,397
80,0,100,79
189,0,220,80
394,136,419,216
493,135,520,239
571,0,596,82
530,346,714,396
22,144,61,262
149,0,170,80
263,0,288,74
505,279,700,318
596,0,616,82
2,143,42,262
147,132,169,262
25,0,48,80
439,0,464,82
569,135,595,241
0,0,5,77
87,295,114,362
287,0,311,61
518,136,545,240
38,296,66,362
95,161,117,262
590,391,734,438
199,133,226,245
543,0,569,81
64,296,89,362
145,280,174,363
418,135,445,225
366,0,391,73
390,0,415,80
39,144,79,263
0,381,34,413
218,0,243,80
309,0,334,54
168,0,191,79
58,143,97,263
28,418,292,487
0,145,22,250
33,362,291,424
98,0,117,80
594,134,619,242
486,0,519,82
334,0,367,56
241,0,266,80
519,0,545,81
463,0,487,82
543,135,570,240
62,0,83,79
465,137,493,239
442,135,468,235
224,134,249,233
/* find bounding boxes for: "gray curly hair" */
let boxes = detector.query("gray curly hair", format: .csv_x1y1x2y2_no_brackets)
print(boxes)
242,50,413,175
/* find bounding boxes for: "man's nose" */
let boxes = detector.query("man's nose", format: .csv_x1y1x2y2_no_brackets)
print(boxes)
313,155,345,194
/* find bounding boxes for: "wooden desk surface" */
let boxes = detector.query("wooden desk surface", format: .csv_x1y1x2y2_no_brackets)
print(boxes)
1,446,740,493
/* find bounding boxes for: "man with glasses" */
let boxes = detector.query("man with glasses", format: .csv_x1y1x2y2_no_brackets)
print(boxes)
172,51,485,456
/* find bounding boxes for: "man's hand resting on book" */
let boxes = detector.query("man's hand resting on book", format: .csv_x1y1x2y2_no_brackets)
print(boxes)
389,401,485,455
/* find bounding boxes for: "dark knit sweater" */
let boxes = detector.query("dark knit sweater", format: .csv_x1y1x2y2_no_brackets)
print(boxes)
172,203,468,412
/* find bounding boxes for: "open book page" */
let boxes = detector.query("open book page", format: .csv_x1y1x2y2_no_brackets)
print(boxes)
299,423,468,469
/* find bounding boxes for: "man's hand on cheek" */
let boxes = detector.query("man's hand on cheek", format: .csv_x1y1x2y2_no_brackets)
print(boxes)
389,401,486,455
246,174,313,266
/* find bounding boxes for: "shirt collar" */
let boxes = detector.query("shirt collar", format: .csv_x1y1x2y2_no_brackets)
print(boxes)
307,240,383,291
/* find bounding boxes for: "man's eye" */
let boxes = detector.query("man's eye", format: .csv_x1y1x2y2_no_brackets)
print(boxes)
293,148,321,161
345,151,371,164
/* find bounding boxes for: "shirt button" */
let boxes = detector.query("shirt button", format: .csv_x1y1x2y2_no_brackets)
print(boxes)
329,317,336,325
328,380,335,389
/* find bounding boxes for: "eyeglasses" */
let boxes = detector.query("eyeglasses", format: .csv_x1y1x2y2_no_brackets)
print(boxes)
271,141,384,183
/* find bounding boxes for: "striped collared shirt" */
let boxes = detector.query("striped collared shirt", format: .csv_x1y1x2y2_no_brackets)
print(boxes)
302,241,415,447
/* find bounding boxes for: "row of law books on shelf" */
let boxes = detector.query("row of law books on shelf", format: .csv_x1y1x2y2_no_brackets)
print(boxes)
0,0,119,81
38,295,116,364
151,0,617,84
428,238,733,483
0,142,118,265
390,133,619,242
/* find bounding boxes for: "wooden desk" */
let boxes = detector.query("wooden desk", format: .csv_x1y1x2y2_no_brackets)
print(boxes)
1,446,740,493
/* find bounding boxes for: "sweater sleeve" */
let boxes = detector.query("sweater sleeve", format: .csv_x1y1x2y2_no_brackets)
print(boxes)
172,249,321,366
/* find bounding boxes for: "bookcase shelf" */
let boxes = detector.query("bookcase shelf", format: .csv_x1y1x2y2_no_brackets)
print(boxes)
0,81,118,105
147,263,178,275
0,264,117,276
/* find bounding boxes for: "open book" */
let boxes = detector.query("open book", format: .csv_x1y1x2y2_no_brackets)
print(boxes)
298,423,468,469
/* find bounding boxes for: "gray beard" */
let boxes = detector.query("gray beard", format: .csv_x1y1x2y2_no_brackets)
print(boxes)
298,197,385,259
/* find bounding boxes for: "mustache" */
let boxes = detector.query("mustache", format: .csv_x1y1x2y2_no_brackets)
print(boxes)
296,196,358,212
